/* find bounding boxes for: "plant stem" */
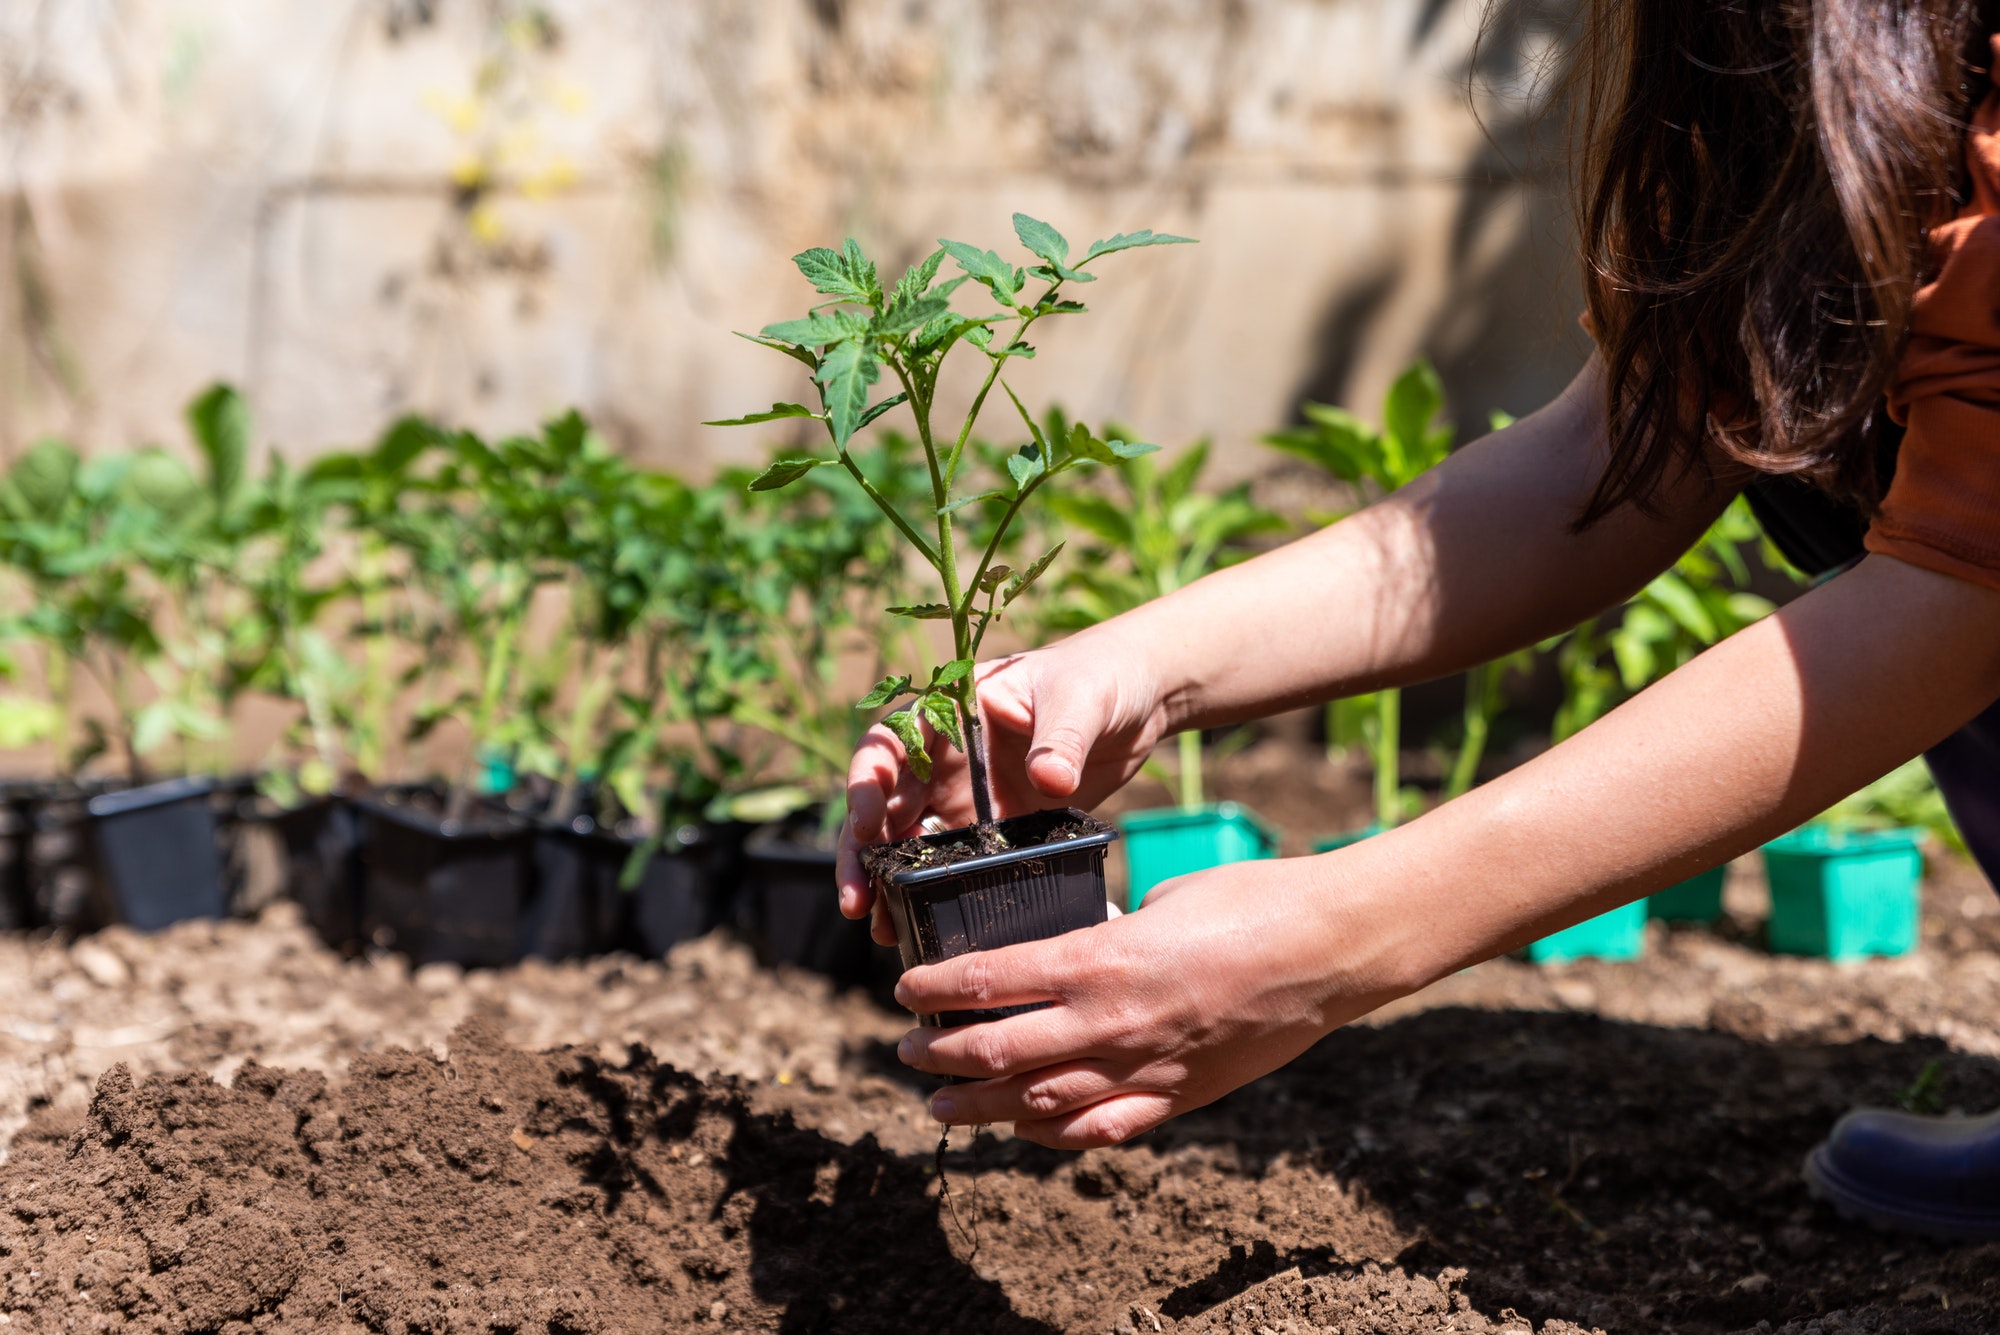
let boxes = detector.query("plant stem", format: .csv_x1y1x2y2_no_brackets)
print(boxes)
1177,727,1203,811
1446,662,1492,802
48,650,72,779
1374,687,1401,829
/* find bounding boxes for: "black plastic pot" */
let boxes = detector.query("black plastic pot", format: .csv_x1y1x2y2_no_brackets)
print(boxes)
27,787,96,932
87,775,228,931
870,807,1117,1027
354,795,534,968
0,782,40,930
274,797,365,954
530,818,725,960
744,811,892,989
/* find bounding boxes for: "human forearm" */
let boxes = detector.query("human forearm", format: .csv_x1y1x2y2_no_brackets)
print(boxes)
1100,361,1734,733
1326,554,2000,995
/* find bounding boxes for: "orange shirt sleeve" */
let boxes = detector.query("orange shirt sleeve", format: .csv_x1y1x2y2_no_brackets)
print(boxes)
1869,38,2000,591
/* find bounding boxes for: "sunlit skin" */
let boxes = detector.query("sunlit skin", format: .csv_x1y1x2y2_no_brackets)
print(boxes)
835,359,2000,1150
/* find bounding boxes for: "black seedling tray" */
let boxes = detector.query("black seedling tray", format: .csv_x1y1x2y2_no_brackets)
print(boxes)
872,807,1116,1027
744,812,893,989
354,796,535,968
0,782,42,930
87,776,228,932
274,797,365,955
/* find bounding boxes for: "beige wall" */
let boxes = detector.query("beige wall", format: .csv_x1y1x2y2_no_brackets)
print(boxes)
0,0,1590,476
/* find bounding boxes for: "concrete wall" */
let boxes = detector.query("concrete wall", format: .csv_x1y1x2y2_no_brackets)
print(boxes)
0,0,1590,475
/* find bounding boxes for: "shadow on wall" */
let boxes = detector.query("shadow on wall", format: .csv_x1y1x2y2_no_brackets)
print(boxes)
1290,0,1593,441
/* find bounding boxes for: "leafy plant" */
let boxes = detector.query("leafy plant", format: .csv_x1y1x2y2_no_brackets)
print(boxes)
0,439,200,780
1040,433,1284,809
1822,757,1964,855
711,216,1192,831
1550,497,1780,742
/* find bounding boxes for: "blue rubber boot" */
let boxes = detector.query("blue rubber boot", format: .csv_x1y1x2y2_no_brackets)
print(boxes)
1804,1107,2000,1241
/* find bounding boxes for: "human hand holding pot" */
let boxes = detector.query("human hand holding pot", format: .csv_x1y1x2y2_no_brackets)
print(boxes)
886,850,1415,1148
836,623,1172,942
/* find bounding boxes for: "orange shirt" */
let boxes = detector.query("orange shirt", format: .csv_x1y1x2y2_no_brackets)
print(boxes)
1872,35,2000,589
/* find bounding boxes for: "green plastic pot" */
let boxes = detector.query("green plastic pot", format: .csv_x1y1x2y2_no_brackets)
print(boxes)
1524,900,1648,964
1649,865,1727,922
1762,824,1923,960
1118,802,1278,911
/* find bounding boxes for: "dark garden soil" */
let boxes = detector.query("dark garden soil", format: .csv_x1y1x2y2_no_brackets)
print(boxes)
2,750,1998,1333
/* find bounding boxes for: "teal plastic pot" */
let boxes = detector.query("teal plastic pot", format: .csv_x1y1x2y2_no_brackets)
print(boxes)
1525,900,1648,964
1118,802,1278,911
1762,825,1923,960
1649,865,1727,922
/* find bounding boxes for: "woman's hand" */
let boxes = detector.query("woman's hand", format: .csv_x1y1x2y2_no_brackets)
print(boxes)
887,852,1418,1148
836,623,1175,941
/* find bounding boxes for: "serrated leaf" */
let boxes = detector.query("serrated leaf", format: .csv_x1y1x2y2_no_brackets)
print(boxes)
976,565,1012,592
857,673,914,709
1004,542,1065,605
939,239,1024,307
747,457,832,492
703,402,819,427
1081,229,1197,264
884,707,932,781
735,330,820,368
874,293,952,338
1013,213,1070,266
856,392,910,432
793,242,877,304
921,692,965,752
816,339,880,447
761,310,866,347
893,248,946,306
1006,446,1047,493
887,603,954,620
932,658,975,687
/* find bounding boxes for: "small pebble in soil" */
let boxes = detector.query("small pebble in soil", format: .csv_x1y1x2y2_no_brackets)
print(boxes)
709,1299,728,1322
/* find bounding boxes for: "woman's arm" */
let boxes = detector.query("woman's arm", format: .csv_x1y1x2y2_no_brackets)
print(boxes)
1107,357,1732,730
891,553,2000,1147
839,358,1730,912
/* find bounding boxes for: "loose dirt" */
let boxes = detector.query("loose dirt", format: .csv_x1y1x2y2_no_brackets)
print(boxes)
2,757,1998,1332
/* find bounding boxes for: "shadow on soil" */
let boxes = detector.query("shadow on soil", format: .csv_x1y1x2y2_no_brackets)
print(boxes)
593,1005,2000,1332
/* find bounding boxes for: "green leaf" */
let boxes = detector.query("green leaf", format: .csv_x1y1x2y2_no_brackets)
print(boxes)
816,340,881,447
932,658,975,687
186,383,249,506
921,692,965,752
703,402,820,427
4,439,79,518
793,241,878,305
760,310,867,347
747,458,832,492
1081,229,1196,264
1382,360,1448,484
887,603,953,620
856,392,910,432
939,239,1024,307
937,489,1007,516
1004,542,1065,605
874,292,953,338
857,674,914,709
1643,571,1718,644
1065,423,1159,465
1006,446,1047,492
885,707,932,781
735,330,820,368
1046,492,1133,545
1013,213,1070,267
893,248,946,307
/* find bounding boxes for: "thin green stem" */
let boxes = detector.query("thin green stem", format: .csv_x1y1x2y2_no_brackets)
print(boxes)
1446,661,1493,802
1374,688,1401,829
1177,727,1203,811
835,449,940,569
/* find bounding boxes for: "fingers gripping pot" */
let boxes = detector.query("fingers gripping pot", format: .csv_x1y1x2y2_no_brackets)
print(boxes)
863,808,1117,1028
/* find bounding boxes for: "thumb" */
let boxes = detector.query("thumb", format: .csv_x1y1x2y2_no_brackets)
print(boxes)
1024,669,1108,798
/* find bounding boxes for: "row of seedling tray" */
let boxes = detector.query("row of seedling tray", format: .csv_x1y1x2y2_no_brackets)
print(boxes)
1119,801,1927,962
0,773,894,984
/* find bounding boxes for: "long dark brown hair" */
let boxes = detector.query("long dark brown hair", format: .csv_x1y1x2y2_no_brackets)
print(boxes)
1569,0,1987,524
